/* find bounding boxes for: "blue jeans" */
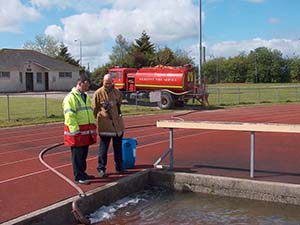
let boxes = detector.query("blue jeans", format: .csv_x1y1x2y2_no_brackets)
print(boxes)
71,145,89,181
97,135,123,172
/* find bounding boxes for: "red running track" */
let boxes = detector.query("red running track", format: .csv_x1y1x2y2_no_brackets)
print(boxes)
1,104,300,223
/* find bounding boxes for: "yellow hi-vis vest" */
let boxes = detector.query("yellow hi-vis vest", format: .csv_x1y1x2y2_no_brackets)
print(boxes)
63,87,97,146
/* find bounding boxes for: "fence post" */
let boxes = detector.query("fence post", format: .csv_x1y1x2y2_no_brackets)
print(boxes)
238,87,240,104
217,88,220,105
44,93,48,118
135,91,139,109
277,88,280,102
6,94,10,122
257,88,261,103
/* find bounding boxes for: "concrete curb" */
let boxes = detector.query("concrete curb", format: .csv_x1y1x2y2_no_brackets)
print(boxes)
3,170,149,225
149,170,300,205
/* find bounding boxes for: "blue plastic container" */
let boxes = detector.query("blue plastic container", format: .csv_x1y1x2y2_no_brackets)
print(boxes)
122,138,137,169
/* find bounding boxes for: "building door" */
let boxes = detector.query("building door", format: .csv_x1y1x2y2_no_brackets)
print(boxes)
45,72,49,91
26,72,33,91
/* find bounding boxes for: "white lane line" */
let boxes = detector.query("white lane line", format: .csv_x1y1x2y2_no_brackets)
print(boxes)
0,131,215,184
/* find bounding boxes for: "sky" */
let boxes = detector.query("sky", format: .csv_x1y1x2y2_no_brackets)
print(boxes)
1,0,300,71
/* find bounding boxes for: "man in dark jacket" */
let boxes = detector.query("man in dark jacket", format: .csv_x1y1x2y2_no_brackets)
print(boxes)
92,74,125,178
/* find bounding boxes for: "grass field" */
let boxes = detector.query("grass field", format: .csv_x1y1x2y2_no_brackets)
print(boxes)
0,96,171,127
0,83,299,127
208,83,300,106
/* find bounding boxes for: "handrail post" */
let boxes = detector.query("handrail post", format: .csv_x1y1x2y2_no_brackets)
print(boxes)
250,131,255,178
169,128,174,170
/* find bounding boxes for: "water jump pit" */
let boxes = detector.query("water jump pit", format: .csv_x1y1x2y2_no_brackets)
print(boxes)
5,169,300,225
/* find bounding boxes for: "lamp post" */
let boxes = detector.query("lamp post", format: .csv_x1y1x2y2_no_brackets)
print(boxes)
198,0,202,85
74,39,82,66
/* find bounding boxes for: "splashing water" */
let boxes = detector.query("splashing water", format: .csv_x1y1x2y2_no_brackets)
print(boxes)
88,186,300,225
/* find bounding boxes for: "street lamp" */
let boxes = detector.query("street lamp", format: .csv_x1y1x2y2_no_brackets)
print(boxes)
74,39,82,66
198,0,202,85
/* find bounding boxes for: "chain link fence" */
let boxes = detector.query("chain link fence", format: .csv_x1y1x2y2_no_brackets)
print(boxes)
208,85,300,106
1,85,300,123
0,92,66,122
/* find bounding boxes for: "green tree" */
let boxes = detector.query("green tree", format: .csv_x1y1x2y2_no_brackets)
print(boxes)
90,63,112,87
202,57,227,83
154,47,175,65
171,49,194,66
202,60,218,84
288,57,300,82
56,43,80,67
23,35,60,57
109,34,134,67
271,49,289,82
224,53,248,83
247,47,287,83
131,31,155,67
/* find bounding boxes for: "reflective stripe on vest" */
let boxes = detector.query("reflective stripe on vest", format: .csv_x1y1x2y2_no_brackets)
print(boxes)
64,129,97,136
64,106,93,114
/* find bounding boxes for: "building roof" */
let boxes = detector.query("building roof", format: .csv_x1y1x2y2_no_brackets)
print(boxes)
0,48,79,71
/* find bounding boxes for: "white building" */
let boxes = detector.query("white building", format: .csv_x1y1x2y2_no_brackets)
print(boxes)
0,49,80,92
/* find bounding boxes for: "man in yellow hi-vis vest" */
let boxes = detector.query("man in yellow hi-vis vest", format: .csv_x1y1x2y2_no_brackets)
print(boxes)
63,76,97,185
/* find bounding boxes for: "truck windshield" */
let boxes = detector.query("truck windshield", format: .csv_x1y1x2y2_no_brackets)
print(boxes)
110,72,117,79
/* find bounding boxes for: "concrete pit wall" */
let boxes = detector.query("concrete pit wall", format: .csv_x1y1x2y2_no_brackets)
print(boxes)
4,170,149,225
149,170,300,206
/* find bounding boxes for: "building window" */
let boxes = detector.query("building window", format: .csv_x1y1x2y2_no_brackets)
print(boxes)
59,72,72,78
0,71,10,79
37,72,42,83
19,72,23,83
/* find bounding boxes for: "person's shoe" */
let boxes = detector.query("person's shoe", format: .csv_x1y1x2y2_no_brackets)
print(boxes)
98,170,108,178
84,174,95,179
76,179,90,185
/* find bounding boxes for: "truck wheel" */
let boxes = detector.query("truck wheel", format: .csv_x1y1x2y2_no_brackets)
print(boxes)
158,92,173,109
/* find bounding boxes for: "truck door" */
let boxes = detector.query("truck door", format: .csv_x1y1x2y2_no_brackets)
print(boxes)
186,71,195,90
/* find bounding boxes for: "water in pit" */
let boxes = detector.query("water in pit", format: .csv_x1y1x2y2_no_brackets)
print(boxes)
88,186,300,225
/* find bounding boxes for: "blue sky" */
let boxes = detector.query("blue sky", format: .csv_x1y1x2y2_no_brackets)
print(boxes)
1,0,300,70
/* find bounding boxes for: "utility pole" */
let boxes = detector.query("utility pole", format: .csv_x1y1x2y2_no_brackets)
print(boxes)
198,0,202,85
74,39,82,66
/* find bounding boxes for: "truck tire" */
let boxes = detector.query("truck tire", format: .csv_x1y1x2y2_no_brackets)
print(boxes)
158,92,173,109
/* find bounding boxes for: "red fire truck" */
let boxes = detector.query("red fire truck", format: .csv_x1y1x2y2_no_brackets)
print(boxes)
109,64,208,109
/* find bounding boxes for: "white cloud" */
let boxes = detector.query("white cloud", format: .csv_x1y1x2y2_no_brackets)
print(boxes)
207,38,300,59
60,13,110,45
17,0,296,70
44,0,200,67
0,0,40,32
45,25,64,41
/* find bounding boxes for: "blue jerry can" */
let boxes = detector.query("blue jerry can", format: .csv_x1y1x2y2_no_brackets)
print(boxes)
122,138,137,169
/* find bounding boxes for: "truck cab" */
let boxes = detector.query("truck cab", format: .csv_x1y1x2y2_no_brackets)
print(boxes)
109,67,137,91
